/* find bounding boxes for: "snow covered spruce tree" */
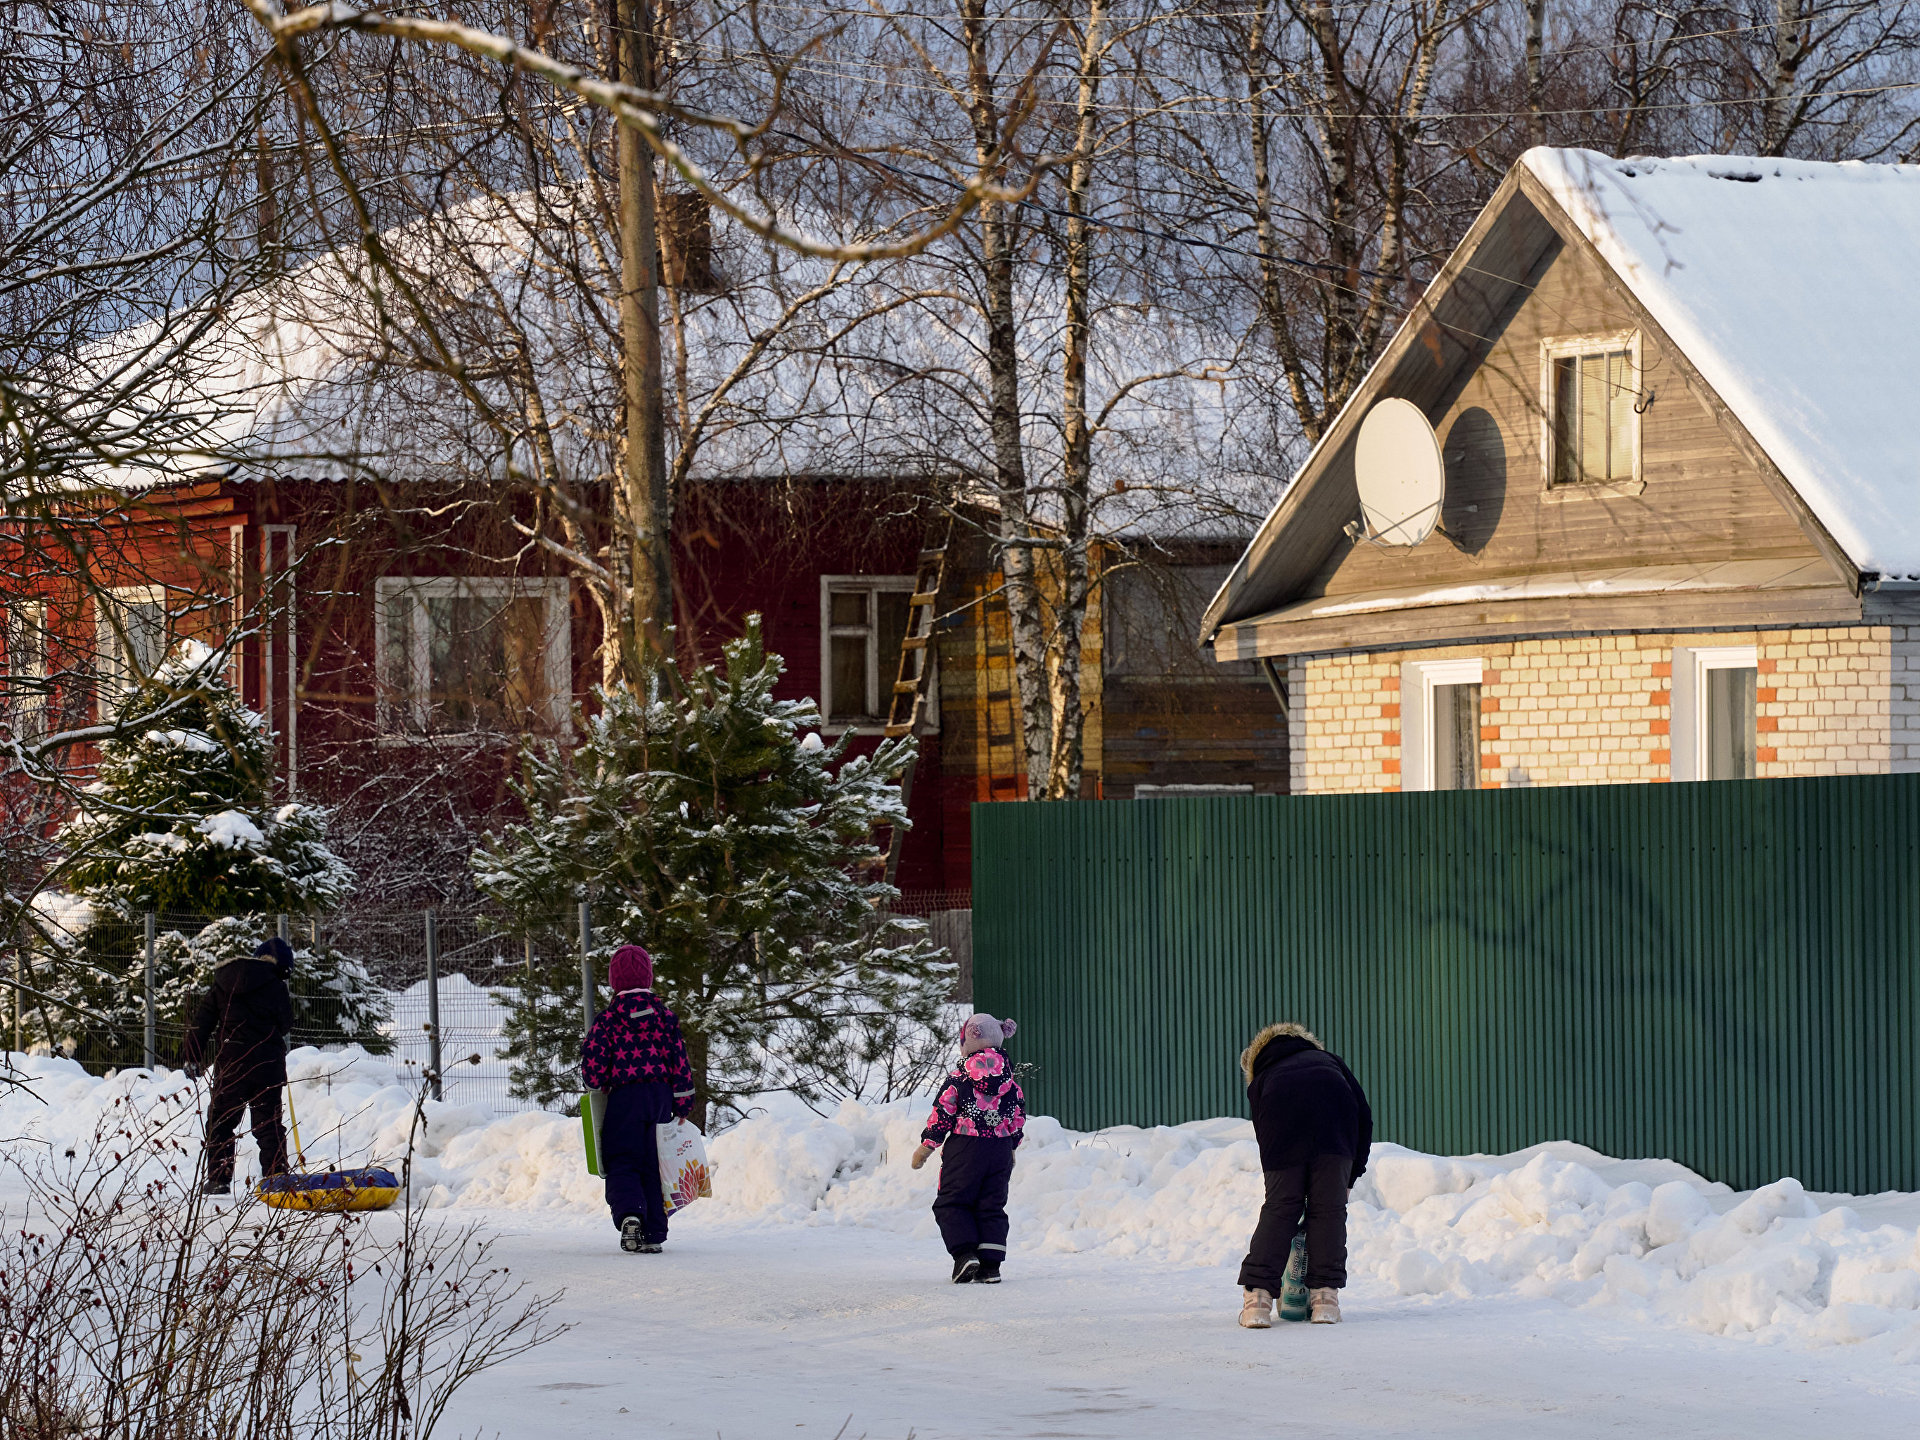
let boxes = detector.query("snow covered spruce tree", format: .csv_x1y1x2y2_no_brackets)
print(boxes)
476,617,953,1117
36,641,384,1063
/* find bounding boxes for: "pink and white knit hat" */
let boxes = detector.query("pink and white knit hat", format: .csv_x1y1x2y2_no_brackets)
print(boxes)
960,1014,1017,1056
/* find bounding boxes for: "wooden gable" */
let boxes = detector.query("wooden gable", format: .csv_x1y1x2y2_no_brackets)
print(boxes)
1208,172,1863,660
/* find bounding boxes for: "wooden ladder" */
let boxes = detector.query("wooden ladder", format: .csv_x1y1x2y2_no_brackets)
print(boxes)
881,524,951,884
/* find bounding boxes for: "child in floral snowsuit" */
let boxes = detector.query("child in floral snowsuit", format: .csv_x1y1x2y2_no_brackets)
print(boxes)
910,1014,1025,1283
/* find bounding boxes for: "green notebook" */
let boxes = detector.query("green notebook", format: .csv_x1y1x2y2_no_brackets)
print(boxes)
580,1089,608,1177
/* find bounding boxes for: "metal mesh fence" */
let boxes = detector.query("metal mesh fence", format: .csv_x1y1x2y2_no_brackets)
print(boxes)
315,906,566,1115
10,889,971,1111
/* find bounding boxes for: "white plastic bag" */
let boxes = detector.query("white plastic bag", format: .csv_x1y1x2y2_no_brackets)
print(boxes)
657,1117,713,1213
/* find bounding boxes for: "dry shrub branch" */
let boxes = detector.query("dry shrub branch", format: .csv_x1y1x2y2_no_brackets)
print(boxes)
0,1081,564,1440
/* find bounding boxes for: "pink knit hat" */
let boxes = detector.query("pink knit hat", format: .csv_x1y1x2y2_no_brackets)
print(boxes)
960,1014,1017,1056
609,944,654,993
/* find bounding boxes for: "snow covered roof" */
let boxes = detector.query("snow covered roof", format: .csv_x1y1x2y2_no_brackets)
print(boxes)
66,190,1273,545
1522,148,1920,579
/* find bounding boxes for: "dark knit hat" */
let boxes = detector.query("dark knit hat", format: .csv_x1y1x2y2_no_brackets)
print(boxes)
609,944,654,993
961,1013,1016,1056
255,937,295,976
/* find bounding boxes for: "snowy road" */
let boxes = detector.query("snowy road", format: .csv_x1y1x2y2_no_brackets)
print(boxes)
448,1215,1920,1439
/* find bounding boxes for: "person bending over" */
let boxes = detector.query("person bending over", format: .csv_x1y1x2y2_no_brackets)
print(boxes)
1236,1022,1372,1327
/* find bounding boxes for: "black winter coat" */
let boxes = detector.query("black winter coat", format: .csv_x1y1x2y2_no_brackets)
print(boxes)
187,958,294,1075
1243,1029,1373,1179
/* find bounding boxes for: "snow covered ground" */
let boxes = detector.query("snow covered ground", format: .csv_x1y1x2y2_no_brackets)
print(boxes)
4,1048,1919,1437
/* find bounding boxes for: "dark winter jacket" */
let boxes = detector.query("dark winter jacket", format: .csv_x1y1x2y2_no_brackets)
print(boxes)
186,956,294,1075
1241,1024,1373,1179
921,1047,1026,1148
580,990,697,1116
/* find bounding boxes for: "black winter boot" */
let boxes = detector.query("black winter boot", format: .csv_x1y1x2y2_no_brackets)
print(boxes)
951,1251,980,1284
620,1216,645,1253
975,1257,1002,1284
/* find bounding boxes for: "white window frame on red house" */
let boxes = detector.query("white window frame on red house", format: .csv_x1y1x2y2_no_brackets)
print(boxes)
1671,644,1759,782
374,576,572,739
1402,656,1485,791
818,575,937,733
6,597,50,738
94,584,171,715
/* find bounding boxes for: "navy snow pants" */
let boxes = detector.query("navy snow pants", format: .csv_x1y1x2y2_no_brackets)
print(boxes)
1237,1153,1353,1292
205,1059,288,1187
603,1081,676,1242
933,1134,1019,1262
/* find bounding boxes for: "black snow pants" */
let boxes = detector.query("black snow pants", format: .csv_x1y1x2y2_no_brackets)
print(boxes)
603,1081,675,1243
932,1134,1018,1261
205,1060,288,1187
1237,1153,1352,1293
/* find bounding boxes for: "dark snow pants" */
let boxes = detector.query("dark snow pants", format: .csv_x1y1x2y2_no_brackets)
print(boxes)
603,1081,675,1243
933,1134,1018,1261
1238,1153,1352,1292
205,1061,288,1187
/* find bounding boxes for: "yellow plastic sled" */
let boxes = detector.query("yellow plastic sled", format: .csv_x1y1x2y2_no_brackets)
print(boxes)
258,1167,402,1212
254,1080,401,1211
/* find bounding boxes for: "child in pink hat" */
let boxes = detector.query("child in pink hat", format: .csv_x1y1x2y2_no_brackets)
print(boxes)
580,944,697,1252
910,1014,1025,1283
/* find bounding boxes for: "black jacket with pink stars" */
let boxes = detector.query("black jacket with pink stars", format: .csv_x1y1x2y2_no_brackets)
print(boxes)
580,990,697,1113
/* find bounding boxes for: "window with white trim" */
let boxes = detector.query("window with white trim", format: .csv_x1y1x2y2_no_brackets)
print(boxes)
1672,645,1757,781
1402,657,1484,791
6,598,49,738
821,576,924,727
95,586,170,713
1544,333,1641,486
375,577,571,736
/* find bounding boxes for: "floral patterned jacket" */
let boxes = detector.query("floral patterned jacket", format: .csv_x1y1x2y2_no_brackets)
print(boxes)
920,1047,1026,1147
580,990,696,1115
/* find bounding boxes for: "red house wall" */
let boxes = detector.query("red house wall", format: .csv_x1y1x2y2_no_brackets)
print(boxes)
675,481,956,898
27,478,962,902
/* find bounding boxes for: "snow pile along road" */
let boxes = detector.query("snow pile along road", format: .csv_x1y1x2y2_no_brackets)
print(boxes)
0,1048,603,1213
5,1051,1919,1355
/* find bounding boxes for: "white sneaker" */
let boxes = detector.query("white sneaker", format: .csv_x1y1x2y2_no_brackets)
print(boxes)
1239,1288,1275,1329
1309,1287,1342,1324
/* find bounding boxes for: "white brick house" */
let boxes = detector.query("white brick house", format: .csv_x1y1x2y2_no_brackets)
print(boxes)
1202,148,1920,792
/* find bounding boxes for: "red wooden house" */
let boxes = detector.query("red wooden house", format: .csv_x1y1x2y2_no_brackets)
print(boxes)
5,207,1290,909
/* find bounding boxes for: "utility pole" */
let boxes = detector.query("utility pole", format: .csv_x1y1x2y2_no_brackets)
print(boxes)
617,0,672,668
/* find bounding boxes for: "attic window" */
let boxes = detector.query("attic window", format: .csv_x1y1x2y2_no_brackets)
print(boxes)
660,192,719,294
1545,334,1640,487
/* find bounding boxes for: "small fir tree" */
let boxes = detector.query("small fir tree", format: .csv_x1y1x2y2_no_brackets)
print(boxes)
37,641,383,1063
60,641,350,915
476,617,953,1116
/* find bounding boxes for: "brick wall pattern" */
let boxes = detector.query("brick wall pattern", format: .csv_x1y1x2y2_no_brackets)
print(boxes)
1292,626,1920,792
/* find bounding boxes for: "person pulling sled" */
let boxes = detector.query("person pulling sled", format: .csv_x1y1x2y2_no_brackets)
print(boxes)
1236,1022,1372,1328
185,937,296,1196
579,945,697,1253
911,1014,1025,1284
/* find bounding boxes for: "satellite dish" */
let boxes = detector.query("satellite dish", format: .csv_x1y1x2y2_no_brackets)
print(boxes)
1354,397,1445,546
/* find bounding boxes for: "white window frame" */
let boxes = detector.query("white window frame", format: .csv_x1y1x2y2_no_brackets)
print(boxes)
6,598,49,738
1402,656,1485,792
95,584,170,714
373,576,571,739
1671,644,1758,782
1540,329,1644,492
819,575,936,733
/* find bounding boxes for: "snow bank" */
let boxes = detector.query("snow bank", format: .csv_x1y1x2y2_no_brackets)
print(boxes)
7,1054,1920,1355
0,1048,602,1214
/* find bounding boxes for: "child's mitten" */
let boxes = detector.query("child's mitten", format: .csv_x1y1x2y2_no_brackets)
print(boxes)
910,1143,934,1170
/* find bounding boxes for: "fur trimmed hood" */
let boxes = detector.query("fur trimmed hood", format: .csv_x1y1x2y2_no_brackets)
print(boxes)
1240,1022,1323,1085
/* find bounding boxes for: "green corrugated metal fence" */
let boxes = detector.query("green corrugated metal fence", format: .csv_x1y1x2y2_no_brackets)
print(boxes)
971,774,1920,1194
